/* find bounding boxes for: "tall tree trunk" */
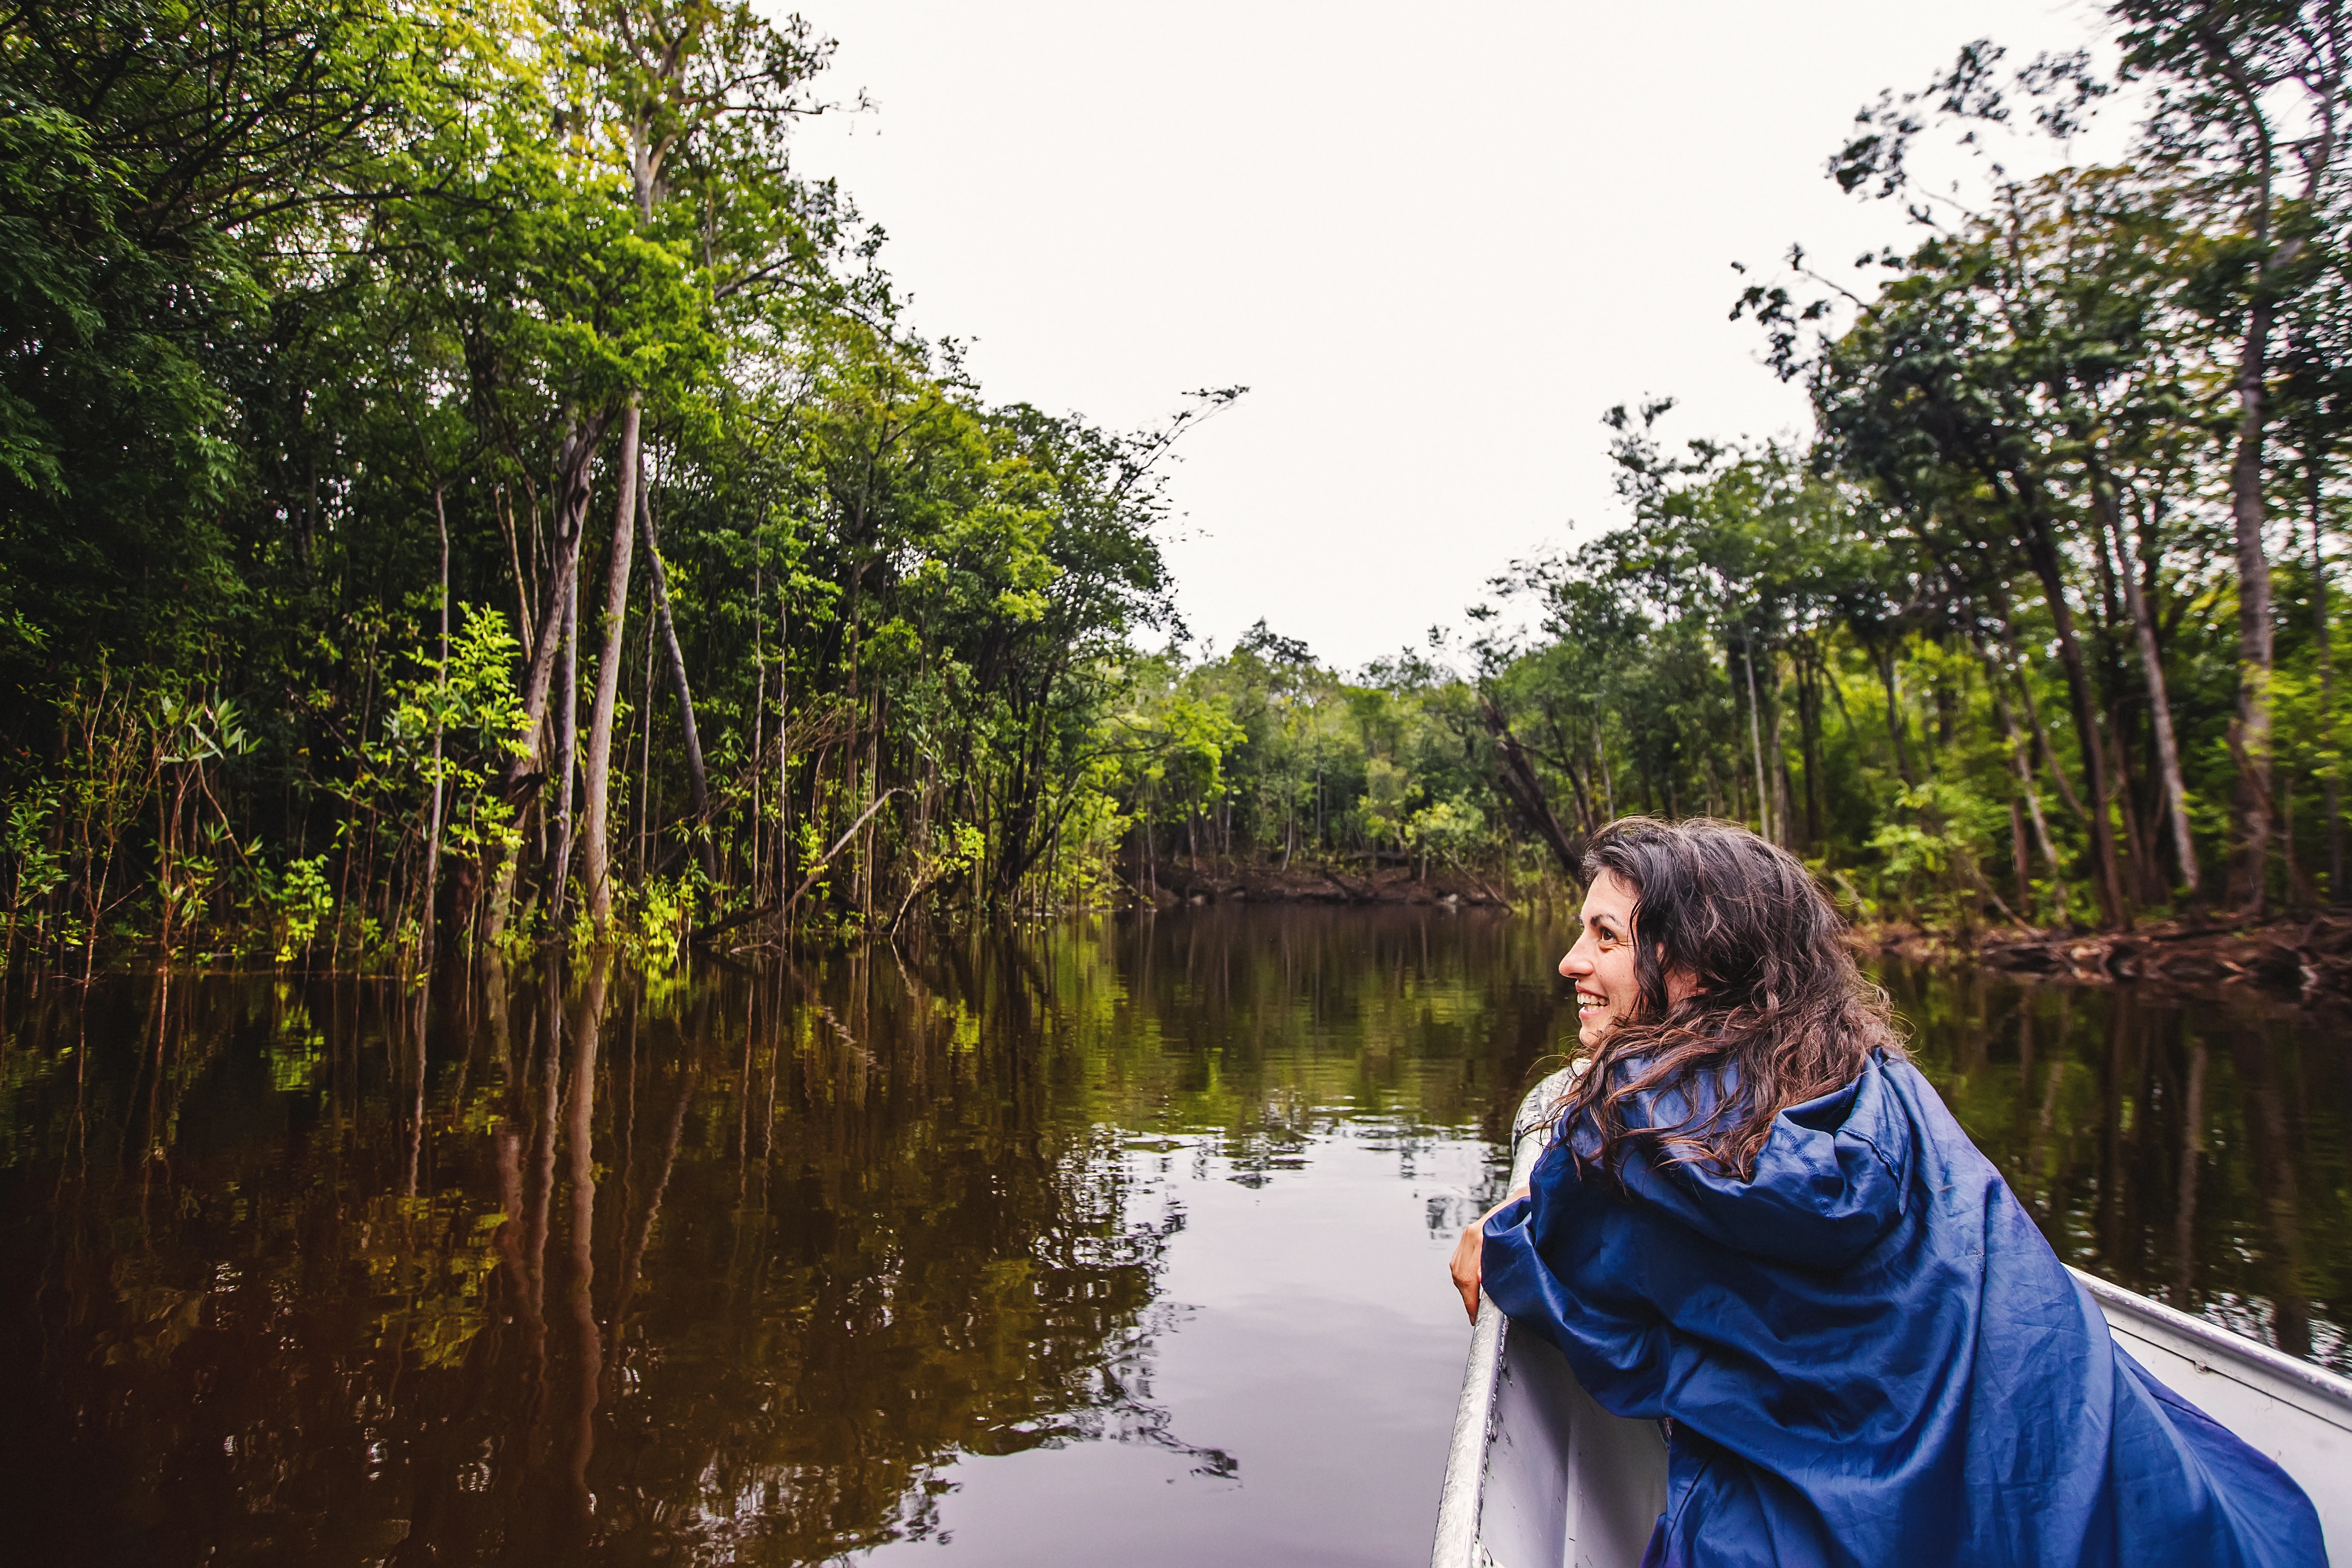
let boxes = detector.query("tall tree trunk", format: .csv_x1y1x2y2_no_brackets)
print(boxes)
486,412,608,946
635,611,654,880
1796,644,1825,848
2226,290,2278,916
582,400,643,930
1741,631,1773,843
548,566,581,922
422,483,449,965
1997,634,2090,825
2098,485,2199,900
2082,498,2160,904
2010,798,2032,912
639,481,714,881
2020,512,2130,927
1875,646,1919,785
790,576,799,907
749,564,764,894
1983,664,2063,903
2312,460,2341,901
2108,708,2156,907
1766,657,1794,850
514,417,607,775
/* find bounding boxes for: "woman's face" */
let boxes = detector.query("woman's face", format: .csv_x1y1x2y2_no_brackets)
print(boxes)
1558,869,1695,1049
1559,870,1642,1049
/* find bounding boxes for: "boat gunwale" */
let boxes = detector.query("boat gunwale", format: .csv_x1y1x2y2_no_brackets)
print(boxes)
1431,1068,1574,1568
2068,1265,2352,1421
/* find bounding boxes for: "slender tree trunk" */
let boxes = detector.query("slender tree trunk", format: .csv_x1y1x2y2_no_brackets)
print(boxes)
513,417,607,774
2010,797,2032,912
2282,766,2303,908
750,565,764,894
2083,499,2161,905
864,723,882,924
1989,677,2061,906
422,483,450,965
636,612,654,881
2098,486,2199,900
549,567,580,922
486,413,608,946
2226,291,2278,916
1998,639,2088,824
582,400,643,930
1875,646,1919,785
2021,513,2129,927
2313,462,2341,902
2109,711,2156,907
1741,631,1773,843
1767,661,1793,851
497,481,533,646
790,583,799,912
1796,646,1825,848
639,483,714,880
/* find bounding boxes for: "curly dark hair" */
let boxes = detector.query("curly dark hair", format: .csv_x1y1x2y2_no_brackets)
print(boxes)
1553,816,1904,1180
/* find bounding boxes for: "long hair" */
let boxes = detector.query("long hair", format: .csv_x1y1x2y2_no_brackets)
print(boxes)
1555,816,1903,1180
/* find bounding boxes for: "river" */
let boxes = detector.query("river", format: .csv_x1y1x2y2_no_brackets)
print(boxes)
0,906,2344,1566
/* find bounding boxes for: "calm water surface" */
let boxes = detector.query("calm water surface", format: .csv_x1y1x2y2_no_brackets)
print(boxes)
0,908,2345,1566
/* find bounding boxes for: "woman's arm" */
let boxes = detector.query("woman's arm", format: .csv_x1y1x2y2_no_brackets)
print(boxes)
1449,1186,1529,1323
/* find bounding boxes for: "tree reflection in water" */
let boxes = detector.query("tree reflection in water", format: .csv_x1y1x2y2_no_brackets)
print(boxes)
1883,962,2350,1371
0,910,1560,1566
0,916,2342,1568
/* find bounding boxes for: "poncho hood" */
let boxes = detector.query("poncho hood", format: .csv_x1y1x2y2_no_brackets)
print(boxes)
1587,1053,1910,1272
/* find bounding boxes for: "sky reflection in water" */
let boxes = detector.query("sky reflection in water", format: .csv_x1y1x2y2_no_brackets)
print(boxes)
0,907,2343,1567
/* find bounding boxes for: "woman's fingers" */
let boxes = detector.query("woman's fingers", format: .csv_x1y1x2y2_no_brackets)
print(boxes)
1450,1220,1483,1322
1450,1187,1529,1323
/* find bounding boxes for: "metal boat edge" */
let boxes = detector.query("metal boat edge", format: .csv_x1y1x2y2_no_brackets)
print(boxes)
1431,1066,1584,1568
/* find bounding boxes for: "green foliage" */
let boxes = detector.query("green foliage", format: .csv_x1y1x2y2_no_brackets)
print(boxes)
0,0,1192,964
1867,781,2010,924
1462,14,2352,927
5,0,2350,959
271,855,335,965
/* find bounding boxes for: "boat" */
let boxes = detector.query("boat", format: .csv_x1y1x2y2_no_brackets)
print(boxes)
1432,1068,2352,1568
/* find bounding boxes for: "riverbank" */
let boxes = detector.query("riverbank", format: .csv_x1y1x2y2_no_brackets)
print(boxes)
1131,868,2352,1006
1139,856,1511,908
1859,911,2352,1001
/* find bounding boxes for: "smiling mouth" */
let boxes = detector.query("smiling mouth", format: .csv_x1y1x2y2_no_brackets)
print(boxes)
1575,991,1607,1013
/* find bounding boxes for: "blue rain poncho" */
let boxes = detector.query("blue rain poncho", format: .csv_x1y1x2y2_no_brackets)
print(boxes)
1480,1053,2324,1568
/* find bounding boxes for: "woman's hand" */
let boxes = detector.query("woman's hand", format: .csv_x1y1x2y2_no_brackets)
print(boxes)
1450,1186,1529,1323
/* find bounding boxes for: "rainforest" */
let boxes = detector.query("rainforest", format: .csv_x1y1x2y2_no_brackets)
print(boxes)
4,0,2350,968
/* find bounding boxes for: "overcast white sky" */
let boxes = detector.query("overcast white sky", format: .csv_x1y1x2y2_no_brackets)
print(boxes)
789,0,2122,671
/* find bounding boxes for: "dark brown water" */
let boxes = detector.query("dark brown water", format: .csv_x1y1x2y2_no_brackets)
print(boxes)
0,908,2344,1568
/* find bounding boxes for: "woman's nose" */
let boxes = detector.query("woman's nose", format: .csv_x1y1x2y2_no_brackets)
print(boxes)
1558,944,1589,979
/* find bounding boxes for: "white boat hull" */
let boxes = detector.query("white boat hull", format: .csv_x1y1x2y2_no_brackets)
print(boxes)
1433,1071,2352,1568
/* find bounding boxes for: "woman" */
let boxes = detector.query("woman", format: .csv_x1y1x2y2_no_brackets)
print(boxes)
1449,817,2322,1568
